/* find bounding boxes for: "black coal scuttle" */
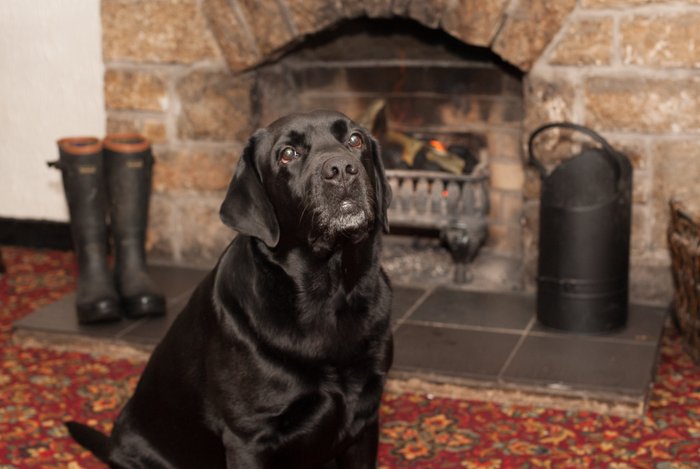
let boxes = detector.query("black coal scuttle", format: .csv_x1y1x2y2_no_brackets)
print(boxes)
528,123,633,333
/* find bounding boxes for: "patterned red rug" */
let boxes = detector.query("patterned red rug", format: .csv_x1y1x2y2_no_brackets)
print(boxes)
1,247,699,468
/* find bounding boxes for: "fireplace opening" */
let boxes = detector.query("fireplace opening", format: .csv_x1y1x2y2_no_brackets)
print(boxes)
253,18,525,288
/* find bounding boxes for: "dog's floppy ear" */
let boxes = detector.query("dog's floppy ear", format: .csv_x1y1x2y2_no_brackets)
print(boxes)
220,134,280,247
369,136,392,233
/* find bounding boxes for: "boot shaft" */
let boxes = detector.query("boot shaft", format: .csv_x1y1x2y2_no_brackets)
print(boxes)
103,134,153,271
55,137,110,262
103,134,153,228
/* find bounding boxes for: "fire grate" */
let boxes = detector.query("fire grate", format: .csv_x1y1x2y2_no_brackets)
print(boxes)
386,168,490,283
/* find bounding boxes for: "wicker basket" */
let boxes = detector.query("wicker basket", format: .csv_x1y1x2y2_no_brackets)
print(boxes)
668,199,700,363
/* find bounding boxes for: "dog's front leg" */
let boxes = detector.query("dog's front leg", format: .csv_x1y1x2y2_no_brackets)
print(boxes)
225,449,261,469
223,431,266,469
335,420,379,469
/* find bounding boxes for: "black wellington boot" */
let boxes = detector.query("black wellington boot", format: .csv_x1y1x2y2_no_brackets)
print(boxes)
52,138,122,324
103,134,166,318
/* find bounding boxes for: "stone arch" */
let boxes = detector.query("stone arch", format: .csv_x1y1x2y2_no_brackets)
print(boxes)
202,0,576,74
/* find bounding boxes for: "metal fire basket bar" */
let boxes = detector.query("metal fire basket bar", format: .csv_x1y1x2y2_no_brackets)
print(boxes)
385,169,490,283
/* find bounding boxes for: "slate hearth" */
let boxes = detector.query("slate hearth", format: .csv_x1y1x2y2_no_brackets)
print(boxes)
391,285,665,411
13,265,666,418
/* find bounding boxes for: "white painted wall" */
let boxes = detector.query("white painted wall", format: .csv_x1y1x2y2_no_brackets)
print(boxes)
0,0,105,221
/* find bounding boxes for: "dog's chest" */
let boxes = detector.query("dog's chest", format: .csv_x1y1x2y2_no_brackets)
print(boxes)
243,364,384,459
309,368,378,419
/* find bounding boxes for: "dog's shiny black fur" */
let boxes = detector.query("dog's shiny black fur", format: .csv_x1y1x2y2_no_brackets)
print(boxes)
66,110,394,469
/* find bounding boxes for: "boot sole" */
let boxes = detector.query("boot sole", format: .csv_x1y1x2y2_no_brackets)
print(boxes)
77,299,123,325
122,295,167,319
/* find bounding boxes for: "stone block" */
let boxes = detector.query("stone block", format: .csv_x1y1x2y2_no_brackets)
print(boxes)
487,129,522,162
237,0,295,55
292,66,349,94
408,0,446,29
339,0,365,18
492,0,576,71
298,95,369,123
621,13,700,68
107,114,168,144
494,98,525,124
522,168,542,201
598,135,651,203
201,0,261,72
585,76,700,133
521,200,539,284
178,196,234,266
602,136,647,171
528,137,583,171
360,0,393,18
104,69,168,112
489,161,525,191
153,144,241,193
489,190,503,221
500,192,524,225
629,261,673,306
549,17,613,66
391,0,412,15
441,0,509,47
256,66,302,126
146,194,175,260
490,189,523,227
486,223,522,256
177,70,256,141
631,171,650,205
630,204,650,255
524,76,576,132
437,97,518,128
282,0,343,37
582,0,700,8
503,72,523,97
524,76,577,167
650,139,700,249
103,0,220,64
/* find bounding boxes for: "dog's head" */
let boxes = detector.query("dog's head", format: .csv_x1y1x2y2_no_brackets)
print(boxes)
220,110,392,251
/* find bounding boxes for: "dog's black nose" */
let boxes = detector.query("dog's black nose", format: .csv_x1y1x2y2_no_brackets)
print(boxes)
322,155,359,183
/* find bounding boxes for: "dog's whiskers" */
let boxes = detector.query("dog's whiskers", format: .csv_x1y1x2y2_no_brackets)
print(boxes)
299,200,311,225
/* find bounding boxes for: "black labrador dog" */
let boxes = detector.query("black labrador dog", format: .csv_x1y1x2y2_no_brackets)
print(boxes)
66,110,394,468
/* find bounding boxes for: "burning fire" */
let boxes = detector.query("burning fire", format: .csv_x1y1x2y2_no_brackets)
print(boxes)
430,139,451,198
429,139,447,153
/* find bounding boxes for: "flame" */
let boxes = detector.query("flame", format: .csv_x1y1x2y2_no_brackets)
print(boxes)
429,139,447,153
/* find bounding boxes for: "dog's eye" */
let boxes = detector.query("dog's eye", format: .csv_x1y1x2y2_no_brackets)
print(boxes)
347,133,364,149
279,147,299,164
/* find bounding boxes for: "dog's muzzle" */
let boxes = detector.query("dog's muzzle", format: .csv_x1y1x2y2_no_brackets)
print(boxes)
310,153,373,242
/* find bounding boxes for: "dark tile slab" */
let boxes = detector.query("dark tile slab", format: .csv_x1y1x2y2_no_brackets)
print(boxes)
14,293,135,337
530,302,667,344
391,285,427,323
15,267,665,414
410,288,535,330
121,294,193,344
148,264,209,301
14,265,208,342
501,334,659,395
393,323,520,380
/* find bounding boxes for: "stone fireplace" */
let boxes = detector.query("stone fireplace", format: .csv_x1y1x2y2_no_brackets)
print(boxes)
102,0,700,303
